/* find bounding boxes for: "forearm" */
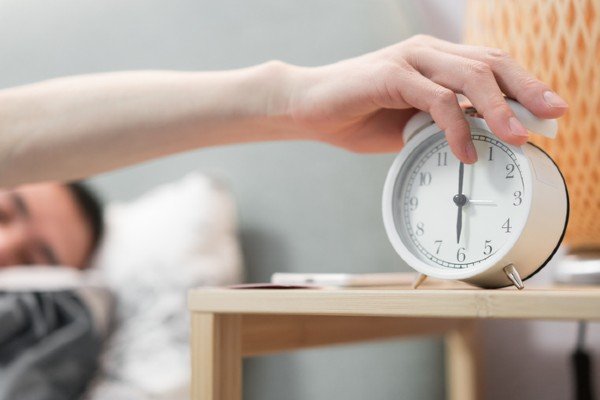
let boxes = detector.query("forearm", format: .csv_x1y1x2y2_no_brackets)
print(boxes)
0,36,568,186
0,62,307,186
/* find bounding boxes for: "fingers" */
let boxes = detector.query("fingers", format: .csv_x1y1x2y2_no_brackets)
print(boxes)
395,69,477,163
407,48,529,146
414,36,568,118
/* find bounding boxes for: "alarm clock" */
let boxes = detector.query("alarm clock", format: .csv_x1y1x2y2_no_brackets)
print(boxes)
382,99,569,289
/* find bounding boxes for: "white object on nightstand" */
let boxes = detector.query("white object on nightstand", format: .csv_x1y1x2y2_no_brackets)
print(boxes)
382,99,568,289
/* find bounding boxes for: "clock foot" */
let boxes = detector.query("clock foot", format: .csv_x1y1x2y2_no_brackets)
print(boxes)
412,273,428,289
503,264,525,290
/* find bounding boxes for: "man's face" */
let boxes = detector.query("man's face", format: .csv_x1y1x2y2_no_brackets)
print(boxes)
0,183,93,269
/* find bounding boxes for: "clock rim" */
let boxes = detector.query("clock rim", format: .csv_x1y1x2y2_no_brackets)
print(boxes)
513,141,570,283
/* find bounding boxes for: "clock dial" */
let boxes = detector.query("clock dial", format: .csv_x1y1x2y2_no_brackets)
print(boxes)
393,131,528,269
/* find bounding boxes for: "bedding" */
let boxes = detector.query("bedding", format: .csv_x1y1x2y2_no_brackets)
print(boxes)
0,267,113,400
86,173,243,399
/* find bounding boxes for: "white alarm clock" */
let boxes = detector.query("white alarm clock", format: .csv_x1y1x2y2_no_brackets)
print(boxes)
382,99,569,289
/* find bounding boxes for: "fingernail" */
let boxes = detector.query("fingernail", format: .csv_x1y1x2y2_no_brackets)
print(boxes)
465,142,478,163
543,91,568,108
509,117,529,137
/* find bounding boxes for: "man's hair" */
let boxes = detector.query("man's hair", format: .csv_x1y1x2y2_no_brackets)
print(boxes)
66,182,104,259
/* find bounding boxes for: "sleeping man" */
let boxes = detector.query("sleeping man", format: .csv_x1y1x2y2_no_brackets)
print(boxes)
0,182,105,400
0,176,240,400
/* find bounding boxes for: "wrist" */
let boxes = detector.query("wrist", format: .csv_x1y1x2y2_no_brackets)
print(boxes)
186,61,321,144
251,60,321,141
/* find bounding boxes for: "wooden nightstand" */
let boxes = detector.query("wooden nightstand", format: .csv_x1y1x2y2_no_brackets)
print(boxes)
188,285,600,400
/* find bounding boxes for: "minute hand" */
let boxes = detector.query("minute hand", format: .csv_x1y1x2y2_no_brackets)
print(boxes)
456,162,465,244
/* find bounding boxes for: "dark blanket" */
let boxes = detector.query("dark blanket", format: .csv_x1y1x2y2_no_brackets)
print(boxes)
0,291,103,400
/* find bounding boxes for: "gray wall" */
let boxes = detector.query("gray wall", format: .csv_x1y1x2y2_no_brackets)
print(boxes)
0,1,465,399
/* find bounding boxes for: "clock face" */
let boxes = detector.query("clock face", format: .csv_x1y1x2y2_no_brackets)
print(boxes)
392,130,529,270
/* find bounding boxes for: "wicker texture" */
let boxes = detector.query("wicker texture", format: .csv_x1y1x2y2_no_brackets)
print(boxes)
465,0,600,249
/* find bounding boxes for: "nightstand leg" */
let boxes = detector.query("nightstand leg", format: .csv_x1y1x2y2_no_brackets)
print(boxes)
445,320,482,400
191,313,242,400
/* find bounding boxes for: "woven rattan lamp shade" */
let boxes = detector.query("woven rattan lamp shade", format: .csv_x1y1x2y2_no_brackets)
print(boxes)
465,0,600,249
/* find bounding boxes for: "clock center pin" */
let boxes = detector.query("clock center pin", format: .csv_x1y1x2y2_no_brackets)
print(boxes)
453,194,468,207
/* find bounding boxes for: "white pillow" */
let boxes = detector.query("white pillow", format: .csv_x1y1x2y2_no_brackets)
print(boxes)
88,173,243,398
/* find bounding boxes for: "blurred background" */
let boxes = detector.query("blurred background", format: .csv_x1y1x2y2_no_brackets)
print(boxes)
0,0,597,399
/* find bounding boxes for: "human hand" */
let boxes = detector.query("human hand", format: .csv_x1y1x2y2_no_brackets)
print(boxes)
286,35,568,163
